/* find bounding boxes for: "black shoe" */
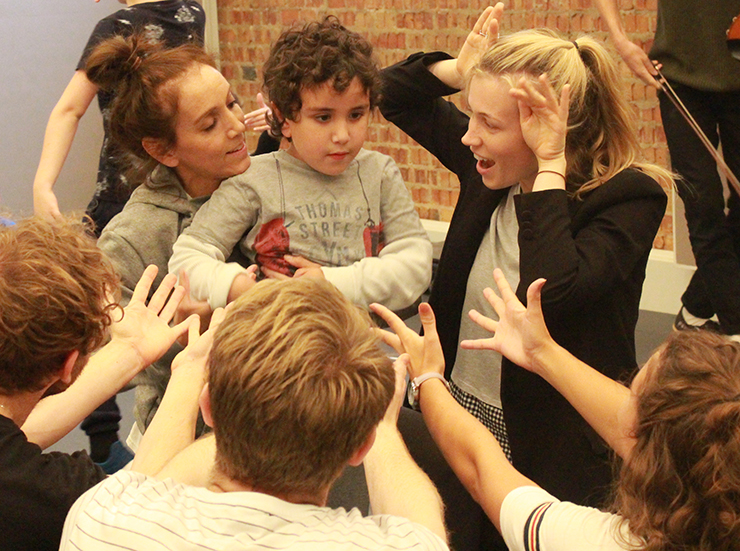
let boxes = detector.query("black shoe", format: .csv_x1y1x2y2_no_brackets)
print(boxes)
673,308,722,333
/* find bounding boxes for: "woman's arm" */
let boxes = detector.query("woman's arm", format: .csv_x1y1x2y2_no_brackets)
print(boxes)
371,300,536,531
33,71,99,219
364,357,448,542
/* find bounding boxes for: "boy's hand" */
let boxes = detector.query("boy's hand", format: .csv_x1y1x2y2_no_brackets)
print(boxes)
460,268,551,374
262,255,325,280
174,271,212,345
226,265,259,303
110,265,196,368
370,302,446,381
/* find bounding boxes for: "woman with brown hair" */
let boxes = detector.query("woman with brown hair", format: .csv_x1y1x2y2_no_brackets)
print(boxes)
374,269,740,551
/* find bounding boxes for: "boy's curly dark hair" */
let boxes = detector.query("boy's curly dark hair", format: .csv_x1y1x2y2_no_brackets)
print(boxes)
262,16,381,138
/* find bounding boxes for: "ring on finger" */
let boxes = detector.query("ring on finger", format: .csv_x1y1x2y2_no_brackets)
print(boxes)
478,30,487,36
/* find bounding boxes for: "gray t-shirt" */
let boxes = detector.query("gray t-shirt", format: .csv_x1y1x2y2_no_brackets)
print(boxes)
452,185,520,407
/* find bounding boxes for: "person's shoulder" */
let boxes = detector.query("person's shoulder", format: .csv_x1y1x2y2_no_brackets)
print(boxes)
605,168,666,195
582,168,667,205
360,512,449,550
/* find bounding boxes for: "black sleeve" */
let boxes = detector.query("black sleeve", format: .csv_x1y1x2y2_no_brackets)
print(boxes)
379,52,478,190
515,170,668,313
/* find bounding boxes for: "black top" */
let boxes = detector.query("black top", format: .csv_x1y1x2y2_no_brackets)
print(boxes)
77,0,206,204
380,52,667,506
0,415,106,551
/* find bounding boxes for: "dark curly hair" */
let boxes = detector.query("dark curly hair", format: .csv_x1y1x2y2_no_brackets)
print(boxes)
262,16,381,138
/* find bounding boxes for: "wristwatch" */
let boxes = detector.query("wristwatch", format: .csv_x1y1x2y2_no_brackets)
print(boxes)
408,372,450,411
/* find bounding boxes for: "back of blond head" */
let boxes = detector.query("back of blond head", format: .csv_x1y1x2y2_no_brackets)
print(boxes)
208,278,395,497
470,29,672,195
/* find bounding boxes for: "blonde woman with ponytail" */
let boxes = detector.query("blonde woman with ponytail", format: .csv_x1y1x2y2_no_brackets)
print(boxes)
380,5,671,547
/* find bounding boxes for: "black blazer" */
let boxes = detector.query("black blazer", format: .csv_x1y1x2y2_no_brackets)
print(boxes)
380,51,668,506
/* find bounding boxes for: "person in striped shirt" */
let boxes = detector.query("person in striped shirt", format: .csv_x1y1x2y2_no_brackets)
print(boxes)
61,278,449,550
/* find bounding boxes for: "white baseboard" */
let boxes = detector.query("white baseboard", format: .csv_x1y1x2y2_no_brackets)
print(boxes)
421,219,692,316
641,249,694,315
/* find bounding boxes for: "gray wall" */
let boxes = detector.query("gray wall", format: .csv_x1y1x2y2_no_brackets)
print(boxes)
0,0,119,217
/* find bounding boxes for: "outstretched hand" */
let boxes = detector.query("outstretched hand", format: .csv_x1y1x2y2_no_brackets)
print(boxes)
456,4,504,82
370,302,445,381
109,265,197,369
460,268,552,374
171,305,227,376
510,74,570,168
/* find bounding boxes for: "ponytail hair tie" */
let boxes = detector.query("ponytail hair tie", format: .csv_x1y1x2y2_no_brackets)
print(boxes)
572,40,585,62
126,50,143,72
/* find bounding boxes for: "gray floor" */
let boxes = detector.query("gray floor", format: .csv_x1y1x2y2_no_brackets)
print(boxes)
49,309,675,457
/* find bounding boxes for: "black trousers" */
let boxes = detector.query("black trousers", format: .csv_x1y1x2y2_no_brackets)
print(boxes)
661,81,740,333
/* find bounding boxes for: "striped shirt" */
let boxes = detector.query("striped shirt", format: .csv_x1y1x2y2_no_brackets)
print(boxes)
60,470,448,550
500,486,639,551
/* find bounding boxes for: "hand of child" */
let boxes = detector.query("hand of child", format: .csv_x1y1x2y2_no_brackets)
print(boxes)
370,302,446,381
243,93,271,133
460,268,551,374
509,74,570,170
262,255,325,280
456,4,504,82
109,265,196,369
226,265,259,303
285,255,325,279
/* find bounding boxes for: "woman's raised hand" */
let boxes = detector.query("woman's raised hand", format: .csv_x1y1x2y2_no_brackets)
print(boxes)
455,4,504,83
510,74,570,171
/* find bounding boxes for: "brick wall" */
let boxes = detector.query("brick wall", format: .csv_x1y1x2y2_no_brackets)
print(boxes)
217,0,672,250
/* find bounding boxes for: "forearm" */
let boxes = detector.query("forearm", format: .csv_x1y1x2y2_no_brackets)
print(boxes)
33,110,81,196
364,421,447,542
131,364,206,476
23,340,145,449
531,341,635,458
593,0,629,43
419,379,534,530
169,234,248,308
427,58,464,90
33,71,97,211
